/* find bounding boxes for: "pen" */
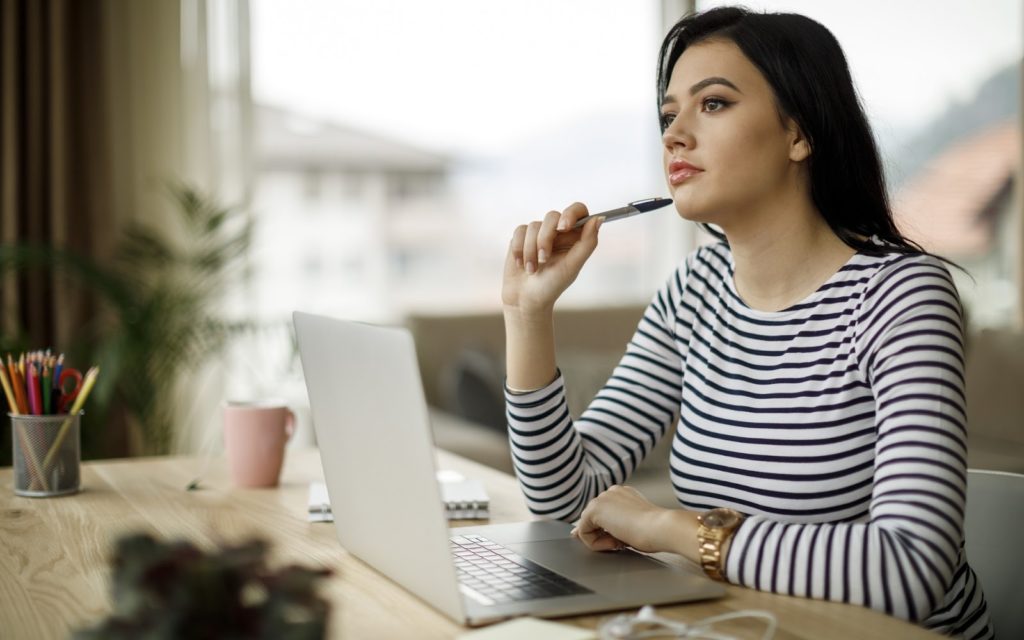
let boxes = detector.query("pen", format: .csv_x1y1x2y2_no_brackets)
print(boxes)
571,197,673,230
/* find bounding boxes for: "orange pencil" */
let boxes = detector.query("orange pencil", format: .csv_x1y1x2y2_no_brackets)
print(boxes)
7,355,27,414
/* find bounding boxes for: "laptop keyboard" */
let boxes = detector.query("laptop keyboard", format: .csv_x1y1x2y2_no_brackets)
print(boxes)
450,533,593,606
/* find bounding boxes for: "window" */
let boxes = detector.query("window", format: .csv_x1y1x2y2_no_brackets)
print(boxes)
250,0,667,323
250,0,1021,329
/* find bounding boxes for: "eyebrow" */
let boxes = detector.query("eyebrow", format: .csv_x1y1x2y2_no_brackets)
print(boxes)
661,76,742,107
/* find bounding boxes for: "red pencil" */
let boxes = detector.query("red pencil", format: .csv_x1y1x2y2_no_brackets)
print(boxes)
26,362,41,415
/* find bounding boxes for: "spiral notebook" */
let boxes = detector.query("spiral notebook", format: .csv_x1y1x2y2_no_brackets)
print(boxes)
308,470,489,522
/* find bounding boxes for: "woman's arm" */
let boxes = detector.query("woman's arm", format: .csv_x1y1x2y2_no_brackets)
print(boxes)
503,203,600,391
506,258,689,521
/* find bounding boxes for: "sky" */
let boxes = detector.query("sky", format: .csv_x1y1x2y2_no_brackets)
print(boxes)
251,0,1022,156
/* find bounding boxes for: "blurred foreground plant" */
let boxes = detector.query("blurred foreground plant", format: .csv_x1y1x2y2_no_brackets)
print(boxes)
0,183,253,455
74,533,332,640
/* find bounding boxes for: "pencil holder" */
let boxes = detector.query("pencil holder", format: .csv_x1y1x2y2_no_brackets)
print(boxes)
10,412,81,497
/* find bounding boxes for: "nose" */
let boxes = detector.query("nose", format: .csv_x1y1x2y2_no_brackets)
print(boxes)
661,116,694,150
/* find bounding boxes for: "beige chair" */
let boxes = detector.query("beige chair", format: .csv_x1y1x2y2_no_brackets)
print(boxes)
964,469,1024,639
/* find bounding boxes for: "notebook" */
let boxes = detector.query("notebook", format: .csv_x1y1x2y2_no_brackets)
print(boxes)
308,471,490,522
293,311,724,626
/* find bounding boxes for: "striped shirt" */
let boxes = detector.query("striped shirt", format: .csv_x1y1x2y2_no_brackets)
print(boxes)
505,242,992,639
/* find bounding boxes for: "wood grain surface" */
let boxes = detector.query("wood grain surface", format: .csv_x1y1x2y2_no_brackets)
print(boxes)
0,428,939,639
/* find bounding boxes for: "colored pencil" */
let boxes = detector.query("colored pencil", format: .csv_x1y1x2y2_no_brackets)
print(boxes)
0,367,18,415
1,367,49,491
41,366,100,474
26,363,40,415
41,365,52,415
8,355,27,414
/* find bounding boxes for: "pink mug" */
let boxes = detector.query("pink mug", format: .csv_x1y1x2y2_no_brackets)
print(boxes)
223,401,295,487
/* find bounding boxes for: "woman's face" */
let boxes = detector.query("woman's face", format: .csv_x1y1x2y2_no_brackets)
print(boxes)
661,39,809,225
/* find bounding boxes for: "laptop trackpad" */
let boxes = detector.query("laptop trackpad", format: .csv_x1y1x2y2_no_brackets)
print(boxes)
508,538,721,602
508,538,676,578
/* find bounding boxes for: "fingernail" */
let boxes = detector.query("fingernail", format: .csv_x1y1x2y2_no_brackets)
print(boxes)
596,217,603,230
526,261,535,274
557,220,567,231
538,249,547,264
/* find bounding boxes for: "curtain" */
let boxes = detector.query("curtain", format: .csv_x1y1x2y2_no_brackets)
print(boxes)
0,0,123,461
0,0,253,459
0,0,112,361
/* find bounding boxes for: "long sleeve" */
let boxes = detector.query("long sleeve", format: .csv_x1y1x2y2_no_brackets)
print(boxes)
723,256,975,626
504,261,691,521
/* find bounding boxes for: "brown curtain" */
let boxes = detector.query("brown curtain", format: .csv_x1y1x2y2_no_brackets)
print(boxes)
0,0,128,457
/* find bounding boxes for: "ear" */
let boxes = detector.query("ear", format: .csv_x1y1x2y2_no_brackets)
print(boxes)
786,119,811,162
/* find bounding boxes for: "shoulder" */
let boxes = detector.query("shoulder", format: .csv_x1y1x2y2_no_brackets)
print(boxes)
860,251,960,308
855,250,963,341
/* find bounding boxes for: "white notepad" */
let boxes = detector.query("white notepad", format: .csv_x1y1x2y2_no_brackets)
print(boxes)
308,470,490,522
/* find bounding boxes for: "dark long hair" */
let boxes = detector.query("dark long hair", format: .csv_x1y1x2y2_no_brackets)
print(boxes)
657,6,932,260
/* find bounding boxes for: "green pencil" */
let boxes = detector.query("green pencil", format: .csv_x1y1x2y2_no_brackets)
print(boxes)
41,365,52,415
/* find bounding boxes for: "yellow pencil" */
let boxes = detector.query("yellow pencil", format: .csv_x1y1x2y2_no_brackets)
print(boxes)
1,367,49,491
0,367,18,415
40,366,100,474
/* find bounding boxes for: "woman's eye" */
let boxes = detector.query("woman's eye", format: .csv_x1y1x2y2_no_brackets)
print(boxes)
659,113,676,131
702,97,730,113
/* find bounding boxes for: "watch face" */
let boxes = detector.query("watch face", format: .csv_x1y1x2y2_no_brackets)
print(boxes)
703,508,741,528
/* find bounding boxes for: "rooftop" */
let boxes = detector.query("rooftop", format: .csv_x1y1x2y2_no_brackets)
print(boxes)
256,104,449,172
893,121,1020,257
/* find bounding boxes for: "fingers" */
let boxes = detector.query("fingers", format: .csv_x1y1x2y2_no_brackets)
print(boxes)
518,210,561,274
534,210,562,268
557,202,590,232
508,203,600,276
572,524,626,552
506,225,527,273
560,214,601,270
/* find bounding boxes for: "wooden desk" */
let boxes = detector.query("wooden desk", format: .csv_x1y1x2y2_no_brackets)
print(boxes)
0,448,937,639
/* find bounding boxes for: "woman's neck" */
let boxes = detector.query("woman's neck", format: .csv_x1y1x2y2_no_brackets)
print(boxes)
724,198,856,313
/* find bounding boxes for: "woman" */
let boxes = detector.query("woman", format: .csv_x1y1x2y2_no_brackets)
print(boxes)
501,7,992,639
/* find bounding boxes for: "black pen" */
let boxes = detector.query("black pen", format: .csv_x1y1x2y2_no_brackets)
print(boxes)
571,197,674,230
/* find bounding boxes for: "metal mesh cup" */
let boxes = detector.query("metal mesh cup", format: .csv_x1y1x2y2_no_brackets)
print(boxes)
11,412,81,497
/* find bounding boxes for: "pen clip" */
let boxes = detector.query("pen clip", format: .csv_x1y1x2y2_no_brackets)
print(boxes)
628,197,671,211
628,197,660,207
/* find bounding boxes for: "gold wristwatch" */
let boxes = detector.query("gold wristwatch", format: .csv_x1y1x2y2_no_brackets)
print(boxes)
696,507,744,581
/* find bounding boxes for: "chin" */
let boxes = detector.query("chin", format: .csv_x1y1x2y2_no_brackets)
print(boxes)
673,201,712,224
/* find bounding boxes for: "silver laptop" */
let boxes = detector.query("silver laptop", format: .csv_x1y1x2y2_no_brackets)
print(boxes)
293,311,724,626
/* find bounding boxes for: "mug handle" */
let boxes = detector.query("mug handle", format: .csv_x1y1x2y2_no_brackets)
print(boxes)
284,409,296,440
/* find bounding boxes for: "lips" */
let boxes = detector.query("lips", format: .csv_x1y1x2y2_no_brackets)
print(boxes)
668,159,703,186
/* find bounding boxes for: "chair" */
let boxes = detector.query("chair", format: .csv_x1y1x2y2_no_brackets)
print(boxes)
965,469,1024,639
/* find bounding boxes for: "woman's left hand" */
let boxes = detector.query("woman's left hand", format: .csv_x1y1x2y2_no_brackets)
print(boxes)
571,485,669,553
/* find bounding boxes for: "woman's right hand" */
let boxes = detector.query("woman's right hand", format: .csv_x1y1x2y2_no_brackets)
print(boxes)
502,202,602,314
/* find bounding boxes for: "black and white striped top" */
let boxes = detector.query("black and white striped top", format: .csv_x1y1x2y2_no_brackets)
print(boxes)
505,242,992,639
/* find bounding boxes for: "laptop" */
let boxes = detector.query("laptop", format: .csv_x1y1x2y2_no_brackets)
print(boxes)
293,311,724,626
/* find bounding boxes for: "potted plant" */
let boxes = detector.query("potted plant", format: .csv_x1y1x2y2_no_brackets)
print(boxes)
74,533,333,639
0,183,254,456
